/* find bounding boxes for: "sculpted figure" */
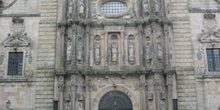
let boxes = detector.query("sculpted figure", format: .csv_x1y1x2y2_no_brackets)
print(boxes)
146,42,152,63
79,0,84,18
128,41,135,63
148,102,154,110
154,0,160,15
94,42,101,65
78,102,84,110
65,103,70,110
160,100,165,110
157,42,163,61
67,39,72,64
77,40,83,63
112,41,118,64
143,0,149,15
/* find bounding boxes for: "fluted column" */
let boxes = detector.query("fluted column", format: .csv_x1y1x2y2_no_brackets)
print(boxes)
84,76,91,110
70,75,78,110
140,75,147,110
58,76,65,110
138,24,144,66
153,70,163,110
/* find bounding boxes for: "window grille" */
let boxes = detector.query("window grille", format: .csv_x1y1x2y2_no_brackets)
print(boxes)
101,1,127,15
206,48,220,71
8,52,23,75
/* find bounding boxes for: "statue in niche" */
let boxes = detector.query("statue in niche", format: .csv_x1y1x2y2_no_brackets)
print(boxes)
146,42,152,63
67,39,72,64
77,39,83,63
128,41,135,64
79,0,85,18
111,41,118,64
65,103,70,110
157,41,163,62
78,102,84,110
94,42,101,65
143,0,149,16
154,0,160,15
148,102,154,110
160,100,165,110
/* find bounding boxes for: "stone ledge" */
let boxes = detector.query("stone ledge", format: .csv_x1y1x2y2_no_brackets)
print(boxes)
0,13,41,17
0,77,36,82
195,73,220,79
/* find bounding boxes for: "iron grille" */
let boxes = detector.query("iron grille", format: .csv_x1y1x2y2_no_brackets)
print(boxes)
101,1,127,15
99,91,133,110
207,49,220,71
8,52,23,75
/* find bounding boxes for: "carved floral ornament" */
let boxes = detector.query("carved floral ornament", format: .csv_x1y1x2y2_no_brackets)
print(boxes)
0,0,18,12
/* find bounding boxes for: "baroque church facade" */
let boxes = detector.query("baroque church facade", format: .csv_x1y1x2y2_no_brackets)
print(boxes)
0,0,220,110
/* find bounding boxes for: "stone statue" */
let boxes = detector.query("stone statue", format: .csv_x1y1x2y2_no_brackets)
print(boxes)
128,41,135,64
78,102,84,110
157,42,163,62
94,42,101,65
79,0,84,18
67,39,72,64
111,41,118,64
143,0,149,15
160,100,165,110
65,103,70,110
146,42,152,63
77,40,83,63
148,102,154,110
154,0,160,15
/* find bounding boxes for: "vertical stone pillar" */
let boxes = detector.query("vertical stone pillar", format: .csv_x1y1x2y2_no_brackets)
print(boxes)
58,76,65,110
166,71,174,110
138,24,144,66
153,70,163,110
70,75,78,110
85,76,91,110
85,25,90,66
140,75,147,110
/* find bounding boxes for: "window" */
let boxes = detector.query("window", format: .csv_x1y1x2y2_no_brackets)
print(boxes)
8,52,23,75
173,99,178,110
206,48,220,71
101,1,127,15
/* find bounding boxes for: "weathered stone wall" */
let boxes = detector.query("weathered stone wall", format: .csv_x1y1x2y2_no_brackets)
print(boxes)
170,0,197,109
35,0,57,109
189,0,220,109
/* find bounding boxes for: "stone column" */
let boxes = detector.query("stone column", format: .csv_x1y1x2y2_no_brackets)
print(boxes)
85,76,91,110
166,71,174,110
140,75,147,110
58,76,65,110
85,25,90,66
153,70,163,110
70,75,78,110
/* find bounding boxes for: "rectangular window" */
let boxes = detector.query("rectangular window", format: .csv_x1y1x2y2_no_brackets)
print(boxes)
8,52,23,75
173,99,178,110
53,101,58,110
206,49,220,71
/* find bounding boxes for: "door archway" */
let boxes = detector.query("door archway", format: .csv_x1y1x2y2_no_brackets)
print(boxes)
99,91,133,110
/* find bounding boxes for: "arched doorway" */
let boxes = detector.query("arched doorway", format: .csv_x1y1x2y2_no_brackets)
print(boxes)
99,91,133,110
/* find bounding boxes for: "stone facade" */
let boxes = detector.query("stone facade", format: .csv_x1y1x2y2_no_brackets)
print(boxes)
0,0,219,110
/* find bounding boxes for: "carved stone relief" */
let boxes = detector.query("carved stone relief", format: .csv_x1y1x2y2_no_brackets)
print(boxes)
157,38,163,62
160,100,165,110
58,76,65,91
0,0,18,12
153,0,160,16
65,103,70,110
25,50,32,64
128,40,135,64
143,0,149,16
78,102,84,110
0,51,5,65
79,0,85,19
77,38,83,64
94,42,101,65
148,102,154,110
111,41,118,65
67,38,72,64
146,42,152,63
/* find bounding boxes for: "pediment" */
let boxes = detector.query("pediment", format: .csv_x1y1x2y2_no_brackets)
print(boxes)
2,35,30,47
199,31,220,43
